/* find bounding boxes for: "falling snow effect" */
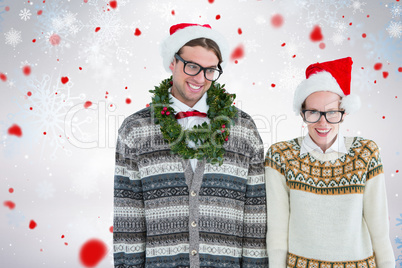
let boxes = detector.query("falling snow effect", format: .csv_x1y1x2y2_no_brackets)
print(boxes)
12,74,85,159
279,35,306,59
87,8,125,45
348,0,366,14
363,32,402,63
4,28,22,47
148,2,176,22
277,64,304,93
387,21,402,39
389,3,401,19
297,0,344,27
34,1,82,55
354,68,376,92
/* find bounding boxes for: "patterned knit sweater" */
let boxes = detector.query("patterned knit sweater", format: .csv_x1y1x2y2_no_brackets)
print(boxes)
265,136,395,268
114,107,268,268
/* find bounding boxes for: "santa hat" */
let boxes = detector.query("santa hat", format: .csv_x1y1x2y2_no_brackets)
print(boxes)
293,57,361,115
160,23,229,73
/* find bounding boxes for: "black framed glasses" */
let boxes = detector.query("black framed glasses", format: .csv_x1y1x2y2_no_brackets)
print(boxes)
302,110,345,124
174,53,223,82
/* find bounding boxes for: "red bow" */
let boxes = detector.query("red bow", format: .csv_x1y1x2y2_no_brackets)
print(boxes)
175,110,208,119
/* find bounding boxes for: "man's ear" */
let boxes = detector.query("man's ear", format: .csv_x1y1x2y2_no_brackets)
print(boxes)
169,60,175,72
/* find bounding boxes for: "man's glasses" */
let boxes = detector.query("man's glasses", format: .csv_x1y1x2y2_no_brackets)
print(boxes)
302,110,345,124
174,53,223,82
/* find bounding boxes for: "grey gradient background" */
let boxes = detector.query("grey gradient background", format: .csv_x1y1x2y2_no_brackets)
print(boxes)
0,0,401,267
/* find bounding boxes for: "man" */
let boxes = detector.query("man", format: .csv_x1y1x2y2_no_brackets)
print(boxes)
113,23,268,268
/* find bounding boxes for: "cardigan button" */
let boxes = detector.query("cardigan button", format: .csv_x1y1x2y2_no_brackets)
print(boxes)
191,250,197,256
190,191,197,197
191,221,197,227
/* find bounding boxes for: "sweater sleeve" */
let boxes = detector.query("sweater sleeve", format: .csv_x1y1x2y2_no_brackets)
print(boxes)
113,120,146,268
265,145,289,268
363,142,395,268
241,123,269,267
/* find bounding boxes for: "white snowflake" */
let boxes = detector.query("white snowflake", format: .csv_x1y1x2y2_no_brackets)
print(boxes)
387,21,402,39
19,8,31,21
299,0,341,27
278,64,304,92
64,12,77,26
333,21,348,34
87,8,125,45
52,16,65,32
390,3,401,19
148,2,175,22
244,39,261,53
349,0,366,14
36,181,55,199
331,31,346,45
4,28,22,47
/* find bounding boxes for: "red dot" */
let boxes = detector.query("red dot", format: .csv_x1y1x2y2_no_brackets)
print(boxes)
29,220,37,229
383,71,389,79
374,80,377,84
109,1,117,9
292,55,296,58
230,44,245,61
134,28,141,36
310,25,323,42
398,67,402,72
146,103,150,107
208,0,214,3
95,27,101,32
84,101,92,109
374,63,382,70
109,226,113,233
271,14,284,28
271,84,276,88
64,242,68,246
79,239,107,267
319,42,326,49
30,107,33,110
215,14,221,20
382,116,385,119
61,76,69,84
37,10,42,15
396,170,399,173
362,33,367,38
27,91,32,96
281,43,286,47
32,39,36,43
125,98,131,104
5,6,10,11
22,66,31,76
9,188,14,193
0,73,7,82
171,10,175,15
8,124,23,137
84,0,88,2
238,28,242,35
4,201,15,210
367,15,370,18
349,22,352,26
49,34,61,46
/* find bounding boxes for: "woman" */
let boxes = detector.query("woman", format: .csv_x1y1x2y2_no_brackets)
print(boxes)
265,57,395,267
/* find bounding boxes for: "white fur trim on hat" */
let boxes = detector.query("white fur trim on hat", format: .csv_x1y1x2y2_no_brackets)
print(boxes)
160,25,229,73
293,71,360,115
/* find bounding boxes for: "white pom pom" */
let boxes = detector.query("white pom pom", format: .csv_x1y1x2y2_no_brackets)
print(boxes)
340,94,361,114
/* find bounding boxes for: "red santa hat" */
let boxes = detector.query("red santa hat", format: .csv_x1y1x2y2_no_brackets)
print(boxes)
293,57,361,114
160,23,229,73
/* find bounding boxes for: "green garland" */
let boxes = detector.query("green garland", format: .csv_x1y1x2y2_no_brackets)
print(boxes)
149,76,237,165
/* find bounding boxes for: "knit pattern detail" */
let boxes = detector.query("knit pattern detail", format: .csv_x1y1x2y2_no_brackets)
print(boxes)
287,252,376,268
114,107,267,268
265,137,383,195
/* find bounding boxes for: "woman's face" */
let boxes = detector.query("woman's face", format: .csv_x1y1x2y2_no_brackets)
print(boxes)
303,91,344,152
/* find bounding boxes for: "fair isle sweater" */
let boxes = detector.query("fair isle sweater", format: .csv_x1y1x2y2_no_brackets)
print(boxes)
113,107,268,268
265,136,395,268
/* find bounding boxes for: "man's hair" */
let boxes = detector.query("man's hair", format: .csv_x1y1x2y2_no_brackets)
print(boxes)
177,38,223,65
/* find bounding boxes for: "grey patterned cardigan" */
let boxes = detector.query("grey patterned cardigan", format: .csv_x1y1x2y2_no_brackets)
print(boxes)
113,106,268,268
